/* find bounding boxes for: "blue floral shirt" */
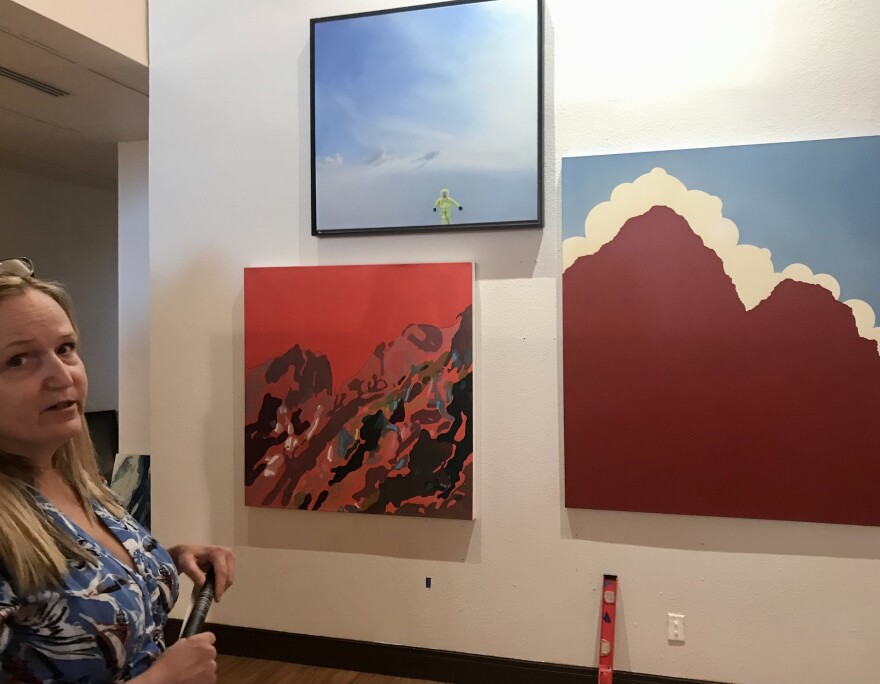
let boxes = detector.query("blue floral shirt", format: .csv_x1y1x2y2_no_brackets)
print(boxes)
0,491,179,683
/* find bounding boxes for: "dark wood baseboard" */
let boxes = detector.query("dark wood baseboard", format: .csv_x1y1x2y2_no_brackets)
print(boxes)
165,618,726,684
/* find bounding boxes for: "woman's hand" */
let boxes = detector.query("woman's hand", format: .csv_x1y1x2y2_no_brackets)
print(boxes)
168,544,236,601
133,632,217,684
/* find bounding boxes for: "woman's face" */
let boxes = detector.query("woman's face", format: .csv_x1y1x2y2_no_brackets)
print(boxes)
0,289,88,461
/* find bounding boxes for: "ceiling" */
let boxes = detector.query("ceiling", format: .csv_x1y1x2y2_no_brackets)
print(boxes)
0,0,147,191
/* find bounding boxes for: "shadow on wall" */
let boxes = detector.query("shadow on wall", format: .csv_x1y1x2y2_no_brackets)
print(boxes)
562,507,880,561
244,507,479,563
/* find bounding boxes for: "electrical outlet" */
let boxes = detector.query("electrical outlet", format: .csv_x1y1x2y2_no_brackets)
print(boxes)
667,613,685,642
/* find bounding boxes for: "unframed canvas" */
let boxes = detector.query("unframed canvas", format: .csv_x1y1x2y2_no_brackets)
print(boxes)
562,136,880,526
244,263,474,518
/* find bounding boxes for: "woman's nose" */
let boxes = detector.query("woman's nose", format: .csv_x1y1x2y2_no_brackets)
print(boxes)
42,354,75,388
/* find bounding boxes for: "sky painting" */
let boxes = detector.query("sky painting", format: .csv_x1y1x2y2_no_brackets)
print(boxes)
313,0,540,231
562,136,880,310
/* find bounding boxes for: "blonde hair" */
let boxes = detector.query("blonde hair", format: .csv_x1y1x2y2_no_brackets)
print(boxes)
0,274,124,594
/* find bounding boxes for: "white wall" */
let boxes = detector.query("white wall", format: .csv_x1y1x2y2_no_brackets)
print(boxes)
118,141,150,454
11,0,149,65
0,166,118,411
146,2,880,683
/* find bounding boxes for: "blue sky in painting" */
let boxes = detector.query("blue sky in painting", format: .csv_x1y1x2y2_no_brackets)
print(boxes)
313,0,539,230
562,136,880,309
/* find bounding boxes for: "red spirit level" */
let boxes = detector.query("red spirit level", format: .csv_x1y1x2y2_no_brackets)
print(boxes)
598,574,618,684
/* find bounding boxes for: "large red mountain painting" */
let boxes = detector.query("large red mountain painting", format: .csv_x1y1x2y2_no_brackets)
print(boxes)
244,263,474,519
563,188,880,526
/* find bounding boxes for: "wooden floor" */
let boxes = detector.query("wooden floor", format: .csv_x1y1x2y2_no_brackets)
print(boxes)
216,654,447,684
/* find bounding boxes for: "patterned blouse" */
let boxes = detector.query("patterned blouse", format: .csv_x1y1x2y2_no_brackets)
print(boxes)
0,489,179,683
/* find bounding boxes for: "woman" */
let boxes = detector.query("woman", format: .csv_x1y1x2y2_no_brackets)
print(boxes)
0,258,234,683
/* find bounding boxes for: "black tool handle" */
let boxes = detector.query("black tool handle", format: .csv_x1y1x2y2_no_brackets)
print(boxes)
180,567,215,638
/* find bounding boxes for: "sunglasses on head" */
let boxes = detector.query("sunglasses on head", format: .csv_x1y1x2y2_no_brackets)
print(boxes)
0,257,35,277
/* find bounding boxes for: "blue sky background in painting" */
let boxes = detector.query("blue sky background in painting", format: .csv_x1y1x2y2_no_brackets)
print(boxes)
562,136,880,309
313,0,539,230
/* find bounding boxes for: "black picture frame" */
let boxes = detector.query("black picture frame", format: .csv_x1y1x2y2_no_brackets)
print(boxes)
310,0,544,236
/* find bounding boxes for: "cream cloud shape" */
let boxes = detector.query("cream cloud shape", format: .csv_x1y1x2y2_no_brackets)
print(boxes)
562,167,880,353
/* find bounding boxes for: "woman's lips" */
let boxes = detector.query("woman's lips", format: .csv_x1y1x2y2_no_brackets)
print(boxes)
45,400,78,412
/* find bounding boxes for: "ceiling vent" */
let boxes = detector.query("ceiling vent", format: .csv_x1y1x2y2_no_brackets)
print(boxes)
0,65,69,97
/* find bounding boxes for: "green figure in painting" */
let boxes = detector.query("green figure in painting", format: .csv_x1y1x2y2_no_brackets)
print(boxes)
433,188,463,225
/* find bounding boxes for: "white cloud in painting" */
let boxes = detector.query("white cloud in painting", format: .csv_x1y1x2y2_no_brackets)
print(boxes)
846,298,880,346
562,167,880,353
780,263,841,299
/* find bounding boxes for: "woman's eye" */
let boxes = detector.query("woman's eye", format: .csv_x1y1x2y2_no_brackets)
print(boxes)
58,342,77,355
5,355,25,368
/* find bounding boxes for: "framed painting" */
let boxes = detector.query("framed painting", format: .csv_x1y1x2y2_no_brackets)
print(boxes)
562,136,880,526
310,0,543,235
244,262,474,519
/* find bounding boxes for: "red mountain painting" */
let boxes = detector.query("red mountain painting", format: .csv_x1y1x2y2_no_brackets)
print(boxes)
244,263,474,519
563,205,880,526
